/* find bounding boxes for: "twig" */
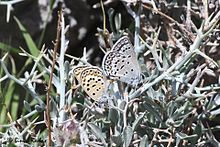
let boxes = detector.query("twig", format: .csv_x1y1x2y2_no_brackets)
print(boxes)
140,28,164,71
142,4,195,41
186,0,191,31
123,2,142,53
46,10,62,146
0,0,25,22
129,19,218,99
58,10,67,123
0,59,44,105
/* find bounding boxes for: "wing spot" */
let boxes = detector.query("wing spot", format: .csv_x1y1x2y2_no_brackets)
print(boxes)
124,71,128,75
116,54,120,57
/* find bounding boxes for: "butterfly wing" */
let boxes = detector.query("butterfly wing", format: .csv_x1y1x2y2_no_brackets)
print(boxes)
80,67,109,101
73,66,89,82
111,36,136,57
102,36,142,86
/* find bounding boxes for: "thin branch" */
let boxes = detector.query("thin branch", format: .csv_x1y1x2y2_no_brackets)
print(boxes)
129,22,217,99
58,10,67,123
142,4,196,41
46,10,62,146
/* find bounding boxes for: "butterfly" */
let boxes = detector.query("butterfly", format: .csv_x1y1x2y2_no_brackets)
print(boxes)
73,66,109,101
102,36,143,87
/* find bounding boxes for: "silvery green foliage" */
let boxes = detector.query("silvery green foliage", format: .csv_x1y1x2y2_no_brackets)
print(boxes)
0,1,220,146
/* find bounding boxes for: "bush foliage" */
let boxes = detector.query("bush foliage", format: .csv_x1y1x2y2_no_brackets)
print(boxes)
0,0,220,146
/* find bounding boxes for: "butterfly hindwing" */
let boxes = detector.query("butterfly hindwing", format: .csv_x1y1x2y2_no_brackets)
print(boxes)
73,65,89,82
73,66,108,101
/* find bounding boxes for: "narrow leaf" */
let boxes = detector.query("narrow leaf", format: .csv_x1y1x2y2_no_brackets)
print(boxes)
139,135,149,147
88,122,107,146
123,126,133,147
111,135,123,146
0,42,19,53
132,112,145,131
24,100,32,112
14,17,39,56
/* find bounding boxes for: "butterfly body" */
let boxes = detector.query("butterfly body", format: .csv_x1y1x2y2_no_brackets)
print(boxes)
102,36,143,86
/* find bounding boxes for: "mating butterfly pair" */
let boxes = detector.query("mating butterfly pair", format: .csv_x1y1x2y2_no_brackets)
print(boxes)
73,36,143,101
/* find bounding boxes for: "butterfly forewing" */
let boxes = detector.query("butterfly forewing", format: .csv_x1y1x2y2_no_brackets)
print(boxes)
102,36,142,86
111,36,136,57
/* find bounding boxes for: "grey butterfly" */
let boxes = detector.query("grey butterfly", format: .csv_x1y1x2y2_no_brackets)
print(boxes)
102,36,143,86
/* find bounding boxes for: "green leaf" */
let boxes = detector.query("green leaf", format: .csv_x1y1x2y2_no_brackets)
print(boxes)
108,8,115,33
14,16,39,56
191,123,202,146
24,100,32,112
35,105,44,112
119,100,126,109
0,55,18,123
11,95,19,119
132,112,145,131
142,102,162,122
7,143,16,147
88,122,107,146
114,13,121,31
176,132,198,142
111,135,123,146
108,108,119,124
139,135,149,147
172,101,191,119
123,126,133,147
0,42,19,53
167,101,176,117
